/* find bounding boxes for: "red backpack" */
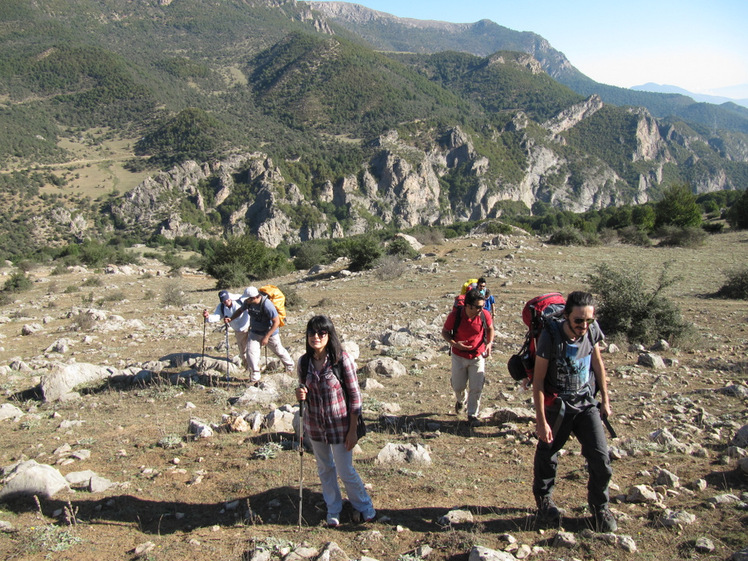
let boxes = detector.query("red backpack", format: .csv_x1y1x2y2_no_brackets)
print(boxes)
507,293,566,382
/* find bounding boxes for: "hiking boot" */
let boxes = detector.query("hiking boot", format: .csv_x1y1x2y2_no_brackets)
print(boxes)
592,505,617,532
535,496,561,528
250,371,261,383
326,514,340,528
455,401,464,414
467,415,481,427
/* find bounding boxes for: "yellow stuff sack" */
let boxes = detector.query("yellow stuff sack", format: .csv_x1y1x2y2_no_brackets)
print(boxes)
258,285,286,326
460,278,479,295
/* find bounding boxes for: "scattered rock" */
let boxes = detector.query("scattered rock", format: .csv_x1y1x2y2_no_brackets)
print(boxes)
375,443,431,465
0,460,70,500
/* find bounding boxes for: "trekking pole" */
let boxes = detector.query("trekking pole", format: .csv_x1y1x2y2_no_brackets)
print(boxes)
224,324,231,384
298,389,306,528
200,318,207,374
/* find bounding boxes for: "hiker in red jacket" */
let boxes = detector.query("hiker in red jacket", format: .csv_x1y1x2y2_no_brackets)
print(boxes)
442,288,494,427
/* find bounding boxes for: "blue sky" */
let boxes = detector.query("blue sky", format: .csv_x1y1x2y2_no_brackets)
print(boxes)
309,0,748,98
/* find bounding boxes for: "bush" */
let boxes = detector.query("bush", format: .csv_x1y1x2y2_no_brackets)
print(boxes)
293,241,330,270
278,284,304,309
484,221,514,235
374,255,407,281
655,183,702,228
3,272,33,293
715,267,748,300
726,189,748,230
202,236,291,288
587,262,693,346
412,227,444,246
548,226,598,246
346,236,382,271
701,222,724,234
162,281,187,307
656,226,707,248
617,225,652,246
386,237,418,260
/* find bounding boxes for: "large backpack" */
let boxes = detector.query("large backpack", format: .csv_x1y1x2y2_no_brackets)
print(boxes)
258,285,287,327
460,278,479,295
507,293,566,382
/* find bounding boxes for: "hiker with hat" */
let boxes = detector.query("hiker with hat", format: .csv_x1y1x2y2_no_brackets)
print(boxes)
202,290,250,368
229,286,295,383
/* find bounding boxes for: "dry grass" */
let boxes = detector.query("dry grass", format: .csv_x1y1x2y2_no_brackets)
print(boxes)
0,232,746,561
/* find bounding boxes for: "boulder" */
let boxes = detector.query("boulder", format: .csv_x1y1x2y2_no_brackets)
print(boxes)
40,362,117,402
0,460,70,500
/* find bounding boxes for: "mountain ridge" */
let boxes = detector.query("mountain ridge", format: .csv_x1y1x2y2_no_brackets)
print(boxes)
0,0,746,258
306,1,748,132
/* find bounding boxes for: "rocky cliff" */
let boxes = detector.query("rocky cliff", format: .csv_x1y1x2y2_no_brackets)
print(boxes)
109,95,743,247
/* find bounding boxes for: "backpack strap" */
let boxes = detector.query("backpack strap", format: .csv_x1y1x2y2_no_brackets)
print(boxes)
299,354,349,405
451,306,488,351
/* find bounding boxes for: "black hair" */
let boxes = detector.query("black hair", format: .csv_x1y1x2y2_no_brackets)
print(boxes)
304,314,344,365
564,291,596,315
465,288,485,307
478,277,487,284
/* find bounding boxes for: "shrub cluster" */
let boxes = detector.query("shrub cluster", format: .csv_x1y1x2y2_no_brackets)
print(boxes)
715,267,748,300
587,262,693,346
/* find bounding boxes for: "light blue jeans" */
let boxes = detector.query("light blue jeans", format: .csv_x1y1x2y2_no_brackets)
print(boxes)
450,353,485,417
310,438,375,523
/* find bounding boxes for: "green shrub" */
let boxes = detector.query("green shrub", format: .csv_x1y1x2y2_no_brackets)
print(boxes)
701,222,724,234
346,236,382,271
202,236,291,288
82,277,104,287
715,267,748,300
293,241,330,270
50,263,69,275
484,221,514,235
587,262,693,346
656,226,707,248
655,183,702,228
617,225,652,246
726,188,748,230
386,237,418,259
3,272,33,293
548,226,598,246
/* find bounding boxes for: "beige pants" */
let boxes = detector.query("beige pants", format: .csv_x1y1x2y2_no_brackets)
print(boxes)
450,353,485,417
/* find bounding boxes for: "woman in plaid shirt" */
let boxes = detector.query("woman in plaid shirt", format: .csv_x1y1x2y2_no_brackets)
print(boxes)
295,315,376,527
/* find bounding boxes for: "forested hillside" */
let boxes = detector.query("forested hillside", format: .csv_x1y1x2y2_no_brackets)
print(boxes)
0,0,746,262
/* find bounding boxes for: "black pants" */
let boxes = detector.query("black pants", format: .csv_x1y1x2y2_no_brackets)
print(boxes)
533,398,612,509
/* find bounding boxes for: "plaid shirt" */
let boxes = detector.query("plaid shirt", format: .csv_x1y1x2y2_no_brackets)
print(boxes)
299,352,362,444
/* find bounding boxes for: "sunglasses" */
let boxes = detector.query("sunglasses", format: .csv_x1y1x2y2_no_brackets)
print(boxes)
307,329,329,338
572,318,595,326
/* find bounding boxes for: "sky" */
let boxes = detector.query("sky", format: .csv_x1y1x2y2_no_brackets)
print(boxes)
311,0,748,98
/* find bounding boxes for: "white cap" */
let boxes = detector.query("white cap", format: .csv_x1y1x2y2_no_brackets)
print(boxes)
243,286,259,298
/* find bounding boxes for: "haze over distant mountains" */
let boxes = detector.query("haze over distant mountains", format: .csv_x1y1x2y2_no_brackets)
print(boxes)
631,83,748,109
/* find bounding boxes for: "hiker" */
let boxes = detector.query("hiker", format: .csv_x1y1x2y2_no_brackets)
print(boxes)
202,290,249,368
532,290,616,532
295,315,376,527
442,288,495,427
229,286,294,382
476,277,495,319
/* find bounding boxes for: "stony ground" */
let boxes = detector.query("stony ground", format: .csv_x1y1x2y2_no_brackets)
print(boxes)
0,229,746,561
